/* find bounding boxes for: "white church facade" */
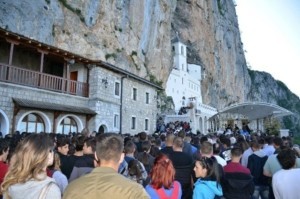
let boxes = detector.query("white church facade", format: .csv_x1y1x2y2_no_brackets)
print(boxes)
165,37,217,134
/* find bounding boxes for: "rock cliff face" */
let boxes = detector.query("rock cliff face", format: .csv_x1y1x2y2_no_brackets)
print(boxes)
0,0,299,131
171,0,251,108
247,70,300,132
0,0,250,109
0,0,176,86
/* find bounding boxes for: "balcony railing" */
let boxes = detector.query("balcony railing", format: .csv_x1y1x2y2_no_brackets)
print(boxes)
0,63,88,97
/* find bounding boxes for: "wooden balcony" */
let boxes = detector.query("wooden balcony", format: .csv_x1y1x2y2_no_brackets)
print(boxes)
0,63,88,97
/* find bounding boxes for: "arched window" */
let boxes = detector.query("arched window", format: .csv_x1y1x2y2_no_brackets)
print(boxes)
58,116,78,134
98,125,107,134
20,113,45,133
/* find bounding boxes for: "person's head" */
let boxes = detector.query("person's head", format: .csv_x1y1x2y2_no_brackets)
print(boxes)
200,136,208,144
150,154,175,189
124,140,136,154
95,133,124,167
172,137,183,151
81,127,90,138
0,138,10,162
75,135,85,152
213,142,221,155
128,159,142,180
231,147,243,157
165,133,175,146
56,137,69,155
273,137,283,149
177,130,186,139
221,137,231,148
277,148,297,169
200,141,213,157
265,136,273,145
83,137,96,155
250,141,261,151
141,140,151,153
194,156,221,183
160,134,166,142
139,132,147,141
154,138,162,148
184,135,192,143
2,134,54,194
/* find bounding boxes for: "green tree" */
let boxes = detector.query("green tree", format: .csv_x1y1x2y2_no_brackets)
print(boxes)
264,117,281,136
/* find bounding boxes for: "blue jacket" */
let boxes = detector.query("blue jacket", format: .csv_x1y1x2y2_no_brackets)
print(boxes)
193,179,223,199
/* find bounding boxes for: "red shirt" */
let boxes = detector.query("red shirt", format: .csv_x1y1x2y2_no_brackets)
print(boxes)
0,161,9,185
224,162,251,174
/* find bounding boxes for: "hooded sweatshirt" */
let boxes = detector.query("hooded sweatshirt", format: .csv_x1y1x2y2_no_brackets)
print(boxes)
193,179,223,199
247,150,268,185
4,176,61,199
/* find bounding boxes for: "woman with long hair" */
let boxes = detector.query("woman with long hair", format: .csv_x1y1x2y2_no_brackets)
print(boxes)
47,153,68,194
127,159,143,185
1,133,61,199
193,156,223,199
145,154,182,198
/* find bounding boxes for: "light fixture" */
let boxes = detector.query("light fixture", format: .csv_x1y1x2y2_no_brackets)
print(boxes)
102,77,108,88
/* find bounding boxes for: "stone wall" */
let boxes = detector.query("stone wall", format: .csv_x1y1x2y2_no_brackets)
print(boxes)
88,66,158,134
122,78,158,134
0,82,88,134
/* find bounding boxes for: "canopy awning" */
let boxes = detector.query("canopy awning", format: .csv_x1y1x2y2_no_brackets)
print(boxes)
211,102,293,121
13,98,97,115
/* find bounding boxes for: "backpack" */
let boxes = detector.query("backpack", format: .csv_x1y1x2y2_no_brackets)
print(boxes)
154,181,180,199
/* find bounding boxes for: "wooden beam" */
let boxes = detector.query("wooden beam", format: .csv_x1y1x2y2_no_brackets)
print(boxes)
8,43,14,65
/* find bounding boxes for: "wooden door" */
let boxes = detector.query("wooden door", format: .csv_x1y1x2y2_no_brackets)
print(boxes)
70,71,78,94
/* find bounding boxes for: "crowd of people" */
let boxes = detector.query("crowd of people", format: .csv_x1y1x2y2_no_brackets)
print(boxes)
0,126,300,199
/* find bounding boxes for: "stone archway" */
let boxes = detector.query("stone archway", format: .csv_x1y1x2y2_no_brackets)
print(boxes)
0,109,9,136
98,125,107,134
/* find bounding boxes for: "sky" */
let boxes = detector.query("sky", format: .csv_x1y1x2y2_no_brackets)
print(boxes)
235,0,300,97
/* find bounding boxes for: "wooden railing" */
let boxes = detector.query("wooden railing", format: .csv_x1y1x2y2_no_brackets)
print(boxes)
0,63,88,97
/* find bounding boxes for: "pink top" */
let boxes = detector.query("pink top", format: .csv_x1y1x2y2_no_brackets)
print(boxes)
0,161,9,185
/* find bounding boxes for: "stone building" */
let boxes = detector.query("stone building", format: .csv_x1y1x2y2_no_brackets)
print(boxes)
0,28,161,136
165,37,217,134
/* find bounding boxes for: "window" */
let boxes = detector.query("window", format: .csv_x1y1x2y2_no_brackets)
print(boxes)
131,117,136,130
114,82,120,96
182,64,184,70
133,88,137,101
172,46,175,52
114,114,119,128
182,78,184,84
58,116,77,134
146,92,149,104
181,46,184,55
145,119,149,131
20,113,45,133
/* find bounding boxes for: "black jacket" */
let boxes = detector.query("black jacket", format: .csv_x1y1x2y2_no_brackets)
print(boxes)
222,172,254,199
247,153,269,186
